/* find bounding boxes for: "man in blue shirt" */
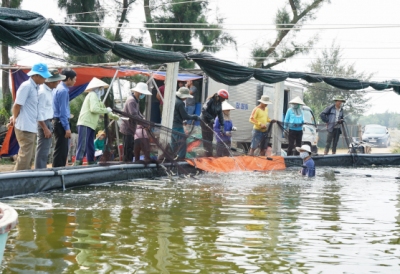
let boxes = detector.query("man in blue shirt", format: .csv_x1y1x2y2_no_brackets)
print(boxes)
11,63,52,170
52,69,77,167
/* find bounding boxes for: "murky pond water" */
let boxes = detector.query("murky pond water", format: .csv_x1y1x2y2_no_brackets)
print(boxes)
1,167,400,273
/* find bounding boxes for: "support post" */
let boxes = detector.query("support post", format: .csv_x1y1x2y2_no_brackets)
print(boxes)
272,82,284,156
117,78,124,109
159,62,179,156
102,69,119,104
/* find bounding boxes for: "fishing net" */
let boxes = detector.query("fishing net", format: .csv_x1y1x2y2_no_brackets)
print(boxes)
97,109,289,174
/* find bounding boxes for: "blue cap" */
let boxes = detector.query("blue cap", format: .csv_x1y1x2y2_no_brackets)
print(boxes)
27,63,52,78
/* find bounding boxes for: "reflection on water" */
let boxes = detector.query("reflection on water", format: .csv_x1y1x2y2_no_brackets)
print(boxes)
1,167,400,273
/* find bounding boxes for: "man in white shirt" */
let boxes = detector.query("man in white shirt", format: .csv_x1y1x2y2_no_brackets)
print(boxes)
35,70,66,169
10,63,52,171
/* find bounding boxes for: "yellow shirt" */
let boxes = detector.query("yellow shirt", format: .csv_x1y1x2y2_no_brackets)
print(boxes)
249,106,271,132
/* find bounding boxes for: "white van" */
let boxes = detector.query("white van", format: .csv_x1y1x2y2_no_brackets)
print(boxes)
204,78,319,154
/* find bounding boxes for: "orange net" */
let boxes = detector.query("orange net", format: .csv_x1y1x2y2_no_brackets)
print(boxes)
185,155,286,173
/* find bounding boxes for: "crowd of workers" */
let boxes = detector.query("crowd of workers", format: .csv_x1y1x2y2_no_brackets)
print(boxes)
8,62,349,178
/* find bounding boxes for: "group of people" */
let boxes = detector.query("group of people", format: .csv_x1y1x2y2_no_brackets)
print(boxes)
9,62,346,179
10,62,120,171
10,63,76,171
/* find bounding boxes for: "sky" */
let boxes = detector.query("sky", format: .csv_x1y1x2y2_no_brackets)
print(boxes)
11,0,400,115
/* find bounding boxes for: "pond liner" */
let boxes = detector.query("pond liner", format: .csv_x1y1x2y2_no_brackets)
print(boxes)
0,162,197,199
283,153,400,168
1,154,400,199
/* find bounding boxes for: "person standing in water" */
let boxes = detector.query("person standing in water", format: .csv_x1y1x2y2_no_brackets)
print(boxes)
284,96,305,156
296,144,315,177
200,89,229,157
213,101,237,157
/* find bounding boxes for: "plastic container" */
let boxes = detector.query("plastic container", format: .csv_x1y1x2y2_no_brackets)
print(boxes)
0,202,18,265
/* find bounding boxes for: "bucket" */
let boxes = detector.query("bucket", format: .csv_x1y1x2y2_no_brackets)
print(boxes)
0,203,18,264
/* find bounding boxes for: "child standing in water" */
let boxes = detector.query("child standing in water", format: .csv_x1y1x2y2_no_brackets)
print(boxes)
214,101,237,157
296,144,315,177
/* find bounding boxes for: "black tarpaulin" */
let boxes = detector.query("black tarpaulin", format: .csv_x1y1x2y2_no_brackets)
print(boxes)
253,69,289,84
323,77,371,90
189,52,254,85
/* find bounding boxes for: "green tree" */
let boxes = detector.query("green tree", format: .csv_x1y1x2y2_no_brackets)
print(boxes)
358,111,400,129
251,0,330,68
58,0,106,64
1,0,23,112
143,0,236,68
304,43,371,123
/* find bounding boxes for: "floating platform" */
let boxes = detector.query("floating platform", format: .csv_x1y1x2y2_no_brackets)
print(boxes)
0,154,399,199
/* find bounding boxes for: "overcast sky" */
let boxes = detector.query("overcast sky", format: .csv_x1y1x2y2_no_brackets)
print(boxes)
15,0,400,115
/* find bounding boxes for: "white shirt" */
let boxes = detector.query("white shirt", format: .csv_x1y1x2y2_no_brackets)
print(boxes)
37,83,54,121
15,78,39,133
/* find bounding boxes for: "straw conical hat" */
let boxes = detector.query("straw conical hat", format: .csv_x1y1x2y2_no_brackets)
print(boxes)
84,77,109,92
258,95,272,104
222,101,235,111
289,96,305,105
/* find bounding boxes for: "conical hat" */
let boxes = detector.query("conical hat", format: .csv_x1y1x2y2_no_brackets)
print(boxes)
289,96,305,105
222,101,235,111
84,77,109,92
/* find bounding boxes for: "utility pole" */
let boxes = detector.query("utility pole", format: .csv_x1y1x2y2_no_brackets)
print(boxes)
2,0,10,110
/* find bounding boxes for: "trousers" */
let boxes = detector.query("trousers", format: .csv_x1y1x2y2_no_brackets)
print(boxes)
52,119,69,167
171,127,186,160
287,129,303,156
216,141,231,157
14,128,36,171
76,125,95,162
325,128,341,154
35,120,53,169
201,120,214,157
123,134,134,162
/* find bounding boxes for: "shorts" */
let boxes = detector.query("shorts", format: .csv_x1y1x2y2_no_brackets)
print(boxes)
250,129,269,150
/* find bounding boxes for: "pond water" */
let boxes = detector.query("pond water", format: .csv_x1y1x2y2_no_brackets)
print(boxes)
1,167,400,273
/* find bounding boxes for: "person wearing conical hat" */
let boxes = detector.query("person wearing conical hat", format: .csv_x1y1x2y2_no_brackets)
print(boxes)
284,96,305,156
213,101,237,157
120,82,152,162
320,96,346,155
249,95,276,156
74,77,119,165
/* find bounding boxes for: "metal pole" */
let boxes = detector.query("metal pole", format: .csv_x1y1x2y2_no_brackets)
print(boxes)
117,78,124,109
103,69,119,104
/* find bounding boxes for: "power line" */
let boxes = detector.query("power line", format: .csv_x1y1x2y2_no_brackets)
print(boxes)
63,21,400,26
66,0,208,17
51,23,400,31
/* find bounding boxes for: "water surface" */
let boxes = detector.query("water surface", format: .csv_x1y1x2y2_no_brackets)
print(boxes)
1,167,400,273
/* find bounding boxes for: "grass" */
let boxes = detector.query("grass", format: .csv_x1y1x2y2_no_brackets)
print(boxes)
0,157,14,165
